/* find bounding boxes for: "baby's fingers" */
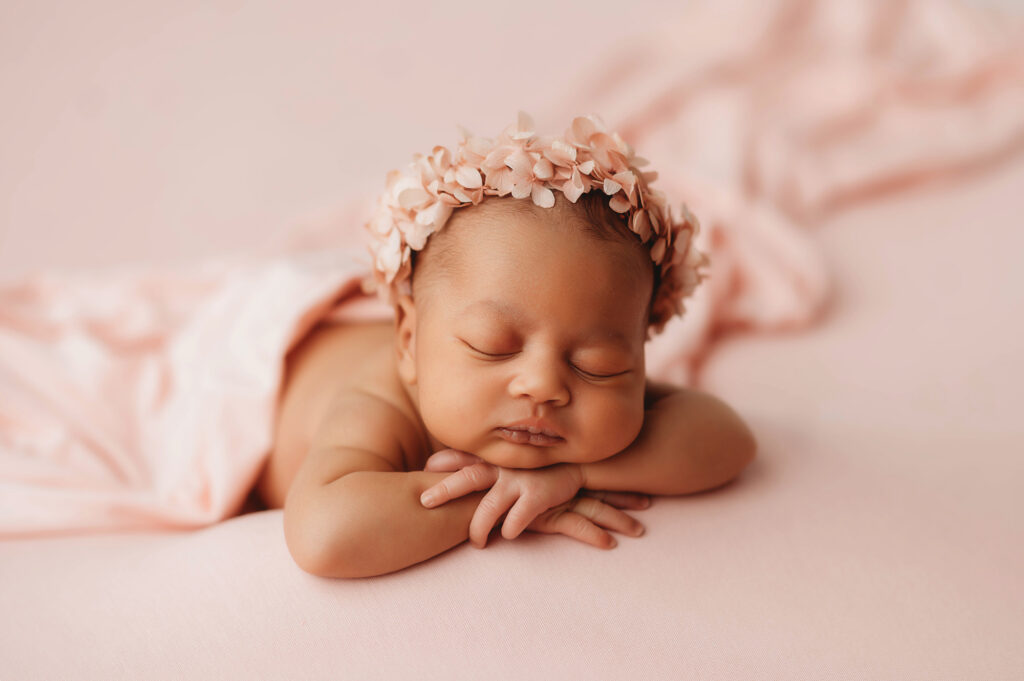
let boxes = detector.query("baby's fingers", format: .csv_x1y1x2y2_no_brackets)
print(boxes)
551,497,646,549
548,509,619,549
421,463,498,507
579,490,652,511
500,497,551,541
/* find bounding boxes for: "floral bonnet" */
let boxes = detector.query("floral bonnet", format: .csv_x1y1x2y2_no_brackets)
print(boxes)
360,111,709,338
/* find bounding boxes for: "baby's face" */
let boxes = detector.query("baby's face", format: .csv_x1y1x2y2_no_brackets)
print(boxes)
395,197,652,469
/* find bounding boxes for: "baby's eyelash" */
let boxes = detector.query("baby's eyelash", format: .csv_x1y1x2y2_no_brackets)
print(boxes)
461,340,627,380
462,341,513,358
572,366,629,380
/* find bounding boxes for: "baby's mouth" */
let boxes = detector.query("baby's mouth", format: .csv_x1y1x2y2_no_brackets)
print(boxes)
496,427,565,447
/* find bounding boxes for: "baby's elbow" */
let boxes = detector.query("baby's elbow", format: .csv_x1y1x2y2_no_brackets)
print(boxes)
737,416,757,465
283,487,355,579
285,526,333,578
716,412,757,487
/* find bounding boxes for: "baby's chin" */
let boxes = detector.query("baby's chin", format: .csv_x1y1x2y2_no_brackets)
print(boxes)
430,435,563,469
479,445,557,469
473,439,601,470
433,429,626,469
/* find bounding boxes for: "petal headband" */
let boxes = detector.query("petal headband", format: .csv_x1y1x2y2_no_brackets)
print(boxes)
360,111,709,338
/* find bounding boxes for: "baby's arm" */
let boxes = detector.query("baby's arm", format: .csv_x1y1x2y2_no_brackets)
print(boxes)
578,381,757,495
283,390,487,579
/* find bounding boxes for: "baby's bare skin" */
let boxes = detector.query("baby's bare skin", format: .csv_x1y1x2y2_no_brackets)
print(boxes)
256,318,420,510
255,316,672,510
262,195,756,577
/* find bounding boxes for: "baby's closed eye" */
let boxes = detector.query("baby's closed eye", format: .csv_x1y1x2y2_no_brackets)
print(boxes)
459,338,631,379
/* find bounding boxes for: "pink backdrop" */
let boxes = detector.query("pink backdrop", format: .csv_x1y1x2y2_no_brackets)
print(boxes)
2,0,1023,678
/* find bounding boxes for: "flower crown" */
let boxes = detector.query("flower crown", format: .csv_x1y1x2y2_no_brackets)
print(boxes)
360,111,709,338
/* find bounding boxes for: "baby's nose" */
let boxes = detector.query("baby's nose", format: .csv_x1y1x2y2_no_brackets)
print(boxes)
508,360,570,406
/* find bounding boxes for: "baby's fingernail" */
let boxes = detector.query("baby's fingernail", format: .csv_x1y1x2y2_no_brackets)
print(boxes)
421,492,435,507
634,524,645,536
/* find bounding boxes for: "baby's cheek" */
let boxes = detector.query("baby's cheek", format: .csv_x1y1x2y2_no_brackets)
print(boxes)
588,392,645,457
418,371,482,449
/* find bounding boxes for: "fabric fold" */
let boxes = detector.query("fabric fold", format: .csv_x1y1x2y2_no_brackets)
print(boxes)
0,249,392,537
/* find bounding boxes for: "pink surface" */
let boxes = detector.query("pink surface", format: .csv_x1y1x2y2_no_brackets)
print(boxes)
2,0,1023,678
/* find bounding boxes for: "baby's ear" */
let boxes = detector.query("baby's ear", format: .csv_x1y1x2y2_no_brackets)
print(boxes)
394,294,417,385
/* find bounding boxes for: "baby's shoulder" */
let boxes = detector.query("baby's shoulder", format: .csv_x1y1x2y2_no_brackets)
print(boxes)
301,320,427,467
265,320,426,503
312,383,425,472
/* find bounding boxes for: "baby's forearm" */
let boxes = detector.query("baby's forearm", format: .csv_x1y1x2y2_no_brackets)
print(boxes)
579,389,756,496
287,470,486,579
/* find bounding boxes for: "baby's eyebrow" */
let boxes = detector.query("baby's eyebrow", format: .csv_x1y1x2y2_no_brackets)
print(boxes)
459,298,634,350
461,298,523,322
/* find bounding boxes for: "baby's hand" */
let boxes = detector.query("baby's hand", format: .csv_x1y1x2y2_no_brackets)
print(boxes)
420,449,584,549
524,493,649,550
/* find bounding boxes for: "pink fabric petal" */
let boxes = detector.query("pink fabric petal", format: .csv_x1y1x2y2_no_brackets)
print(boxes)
612,171,636,193
505,149,533,175
631,209,652,242
430,145,452,168
672,229,692,262
483,146,510,169
609,194,631,212
533,157,554,180
649,210,662,236
544,139,577,165
651,236,667,265
511,177,533,199
611,132,634,157
571,116,598,146
397,186,430,210
509,110,535,140
455,165,483,189
461,136,492,164
490,167,515,195
531,185,555,208
562,168,586,202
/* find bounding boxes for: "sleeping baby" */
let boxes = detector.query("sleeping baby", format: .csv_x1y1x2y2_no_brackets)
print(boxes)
256,112,756,578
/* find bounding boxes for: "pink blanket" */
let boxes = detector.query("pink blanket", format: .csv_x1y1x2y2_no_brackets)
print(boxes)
0,251,394,537
3,0,1023,538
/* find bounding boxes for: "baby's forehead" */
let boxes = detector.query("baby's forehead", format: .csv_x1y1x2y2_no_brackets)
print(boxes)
423,194,653,309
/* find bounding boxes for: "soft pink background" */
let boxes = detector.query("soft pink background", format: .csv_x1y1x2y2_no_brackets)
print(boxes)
2,0,1023,679
0,0,687,275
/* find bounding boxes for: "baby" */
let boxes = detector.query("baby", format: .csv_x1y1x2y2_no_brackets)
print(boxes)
257,113,756,579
